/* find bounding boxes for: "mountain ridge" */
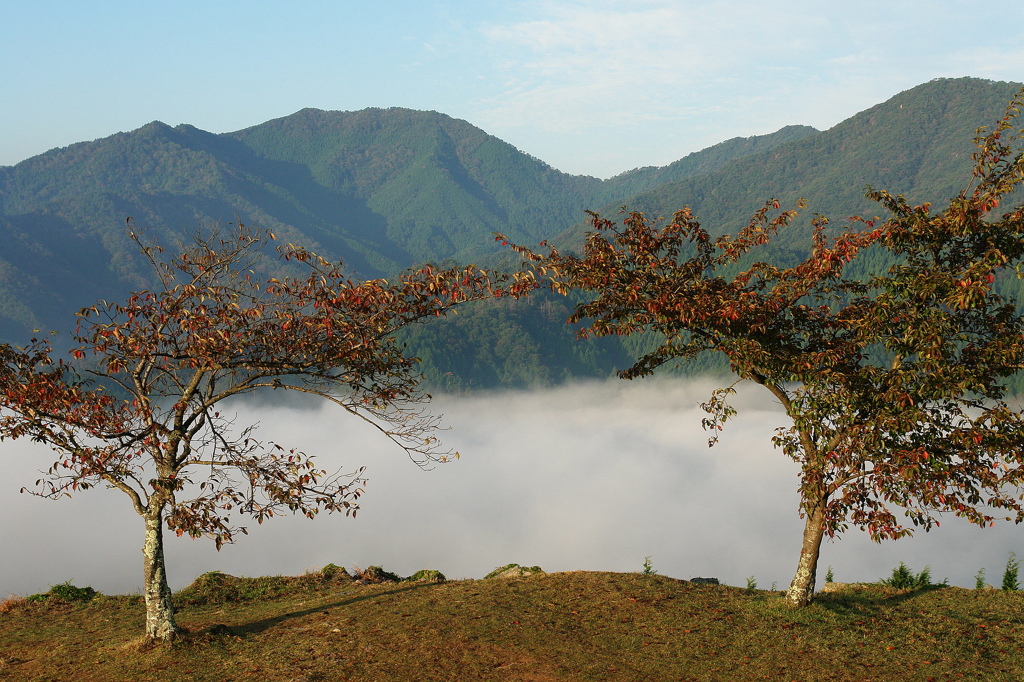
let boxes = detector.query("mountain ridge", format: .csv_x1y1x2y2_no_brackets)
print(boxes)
586,77,1024,239
1,77,1021,388
0,104,812,344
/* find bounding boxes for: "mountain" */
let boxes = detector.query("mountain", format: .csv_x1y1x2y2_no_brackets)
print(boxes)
582,78,1024,243
600,124,818,198
1,110,595,277
1,77,1021,389
0,108,807,345
411,77,1024,389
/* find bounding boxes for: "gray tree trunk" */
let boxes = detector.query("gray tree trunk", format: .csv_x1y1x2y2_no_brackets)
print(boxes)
785,501,826,607
143,512,184,641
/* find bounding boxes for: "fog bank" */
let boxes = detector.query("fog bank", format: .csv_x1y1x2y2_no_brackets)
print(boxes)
1,378,1019,596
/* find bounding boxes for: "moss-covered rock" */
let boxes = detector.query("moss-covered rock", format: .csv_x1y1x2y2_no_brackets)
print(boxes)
320,563,353,581
484,563,545,579
405,569,446,583
358,566,402,584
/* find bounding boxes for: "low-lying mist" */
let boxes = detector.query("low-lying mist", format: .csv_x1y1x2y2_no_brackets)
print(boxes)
1,378,1019,597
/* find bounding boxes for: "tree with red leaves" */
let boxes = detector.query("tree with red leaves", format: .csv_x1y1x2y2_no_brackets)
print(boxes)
502,90,1024,607
0,224,521,640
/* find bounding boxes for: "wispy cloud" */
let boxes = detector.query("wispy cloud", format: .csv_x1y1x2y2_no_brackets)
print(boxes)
466,0,1024,176
464,1,852,174
475,1,779,132
944,47,1024,79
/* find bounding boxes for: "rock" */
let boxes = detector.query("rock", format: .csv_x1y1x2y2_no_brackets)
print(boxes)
688,577,720,585
484,563,545,579
405,569,447,583
358,566,402,583
320,563,353,581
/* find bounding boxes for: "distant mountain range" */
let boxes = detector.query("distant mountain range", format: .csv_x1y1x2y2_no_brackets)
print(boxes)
2,77,1022,388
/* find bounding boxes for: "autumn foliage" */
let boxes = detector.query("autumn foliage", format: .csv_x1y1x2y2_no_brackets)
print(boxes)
0,223,525,639
502,89,1024,606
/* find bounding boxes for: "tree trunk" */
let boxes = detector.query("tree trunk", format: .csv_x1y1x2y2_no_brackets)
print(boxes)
143,512,184,641
785,500,826,607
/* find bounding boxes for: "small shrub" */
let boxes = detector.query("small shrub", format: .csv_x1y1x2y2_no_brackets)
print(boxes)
880,562,945,590
825,566,835,583
1002,553,1020,591
406,569,446,583
51,582,97,602
642,556,656,576
26,582,97,604
745,576,758,590
975,568,987,590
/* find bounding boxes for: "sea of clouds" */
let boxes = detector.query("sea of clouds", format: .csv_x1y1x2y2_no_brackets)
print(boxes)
1,378,1019,596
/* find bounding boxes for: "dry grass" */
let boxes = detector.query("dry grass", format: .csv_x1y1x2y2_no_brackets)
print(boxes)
0,597,27,617
1,571,1022,680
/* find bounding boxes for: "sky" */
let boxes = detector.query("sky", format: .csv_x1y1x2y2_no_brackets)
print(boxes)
2,0,1023,178
1,379,1019,597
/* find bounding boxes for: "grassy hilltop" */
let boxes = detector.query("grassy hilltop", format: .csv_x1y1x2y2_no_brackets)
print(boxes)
2,569,1022,680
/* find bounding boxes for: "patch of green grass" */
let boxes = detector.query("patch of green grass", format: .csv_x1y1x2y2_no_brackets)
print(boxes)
174,569,355,607
1,571,1022,680
24,582,98,604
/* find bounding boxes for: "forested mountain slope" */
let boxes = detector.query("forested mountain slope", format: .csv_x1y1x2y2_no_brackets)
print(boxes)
415,78,1024,389
577,78,1023,246
0,108,804,345
1,77,1021,389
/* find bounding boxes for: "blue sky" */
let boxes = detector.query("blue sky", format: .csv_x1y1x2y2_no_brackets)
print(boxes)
3,0,1023,178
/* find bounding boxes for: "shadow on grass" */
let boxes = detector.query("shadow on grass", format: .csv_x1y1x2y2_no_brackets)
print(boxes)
226,582,438,637
813,584,950,616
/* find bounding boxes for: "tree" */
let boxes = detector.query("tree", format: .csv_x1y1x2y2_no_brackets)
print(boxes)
0,223,520,640
501,89,1024,606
